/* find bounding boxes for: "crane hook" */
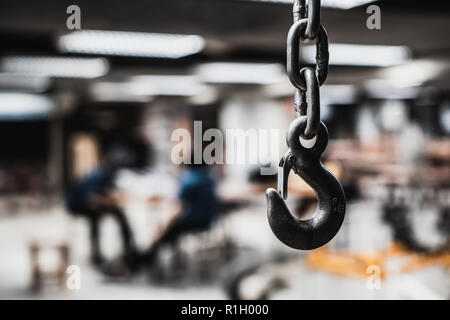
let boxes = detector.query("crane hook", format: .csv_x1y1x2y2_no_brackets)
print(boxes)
266,116,346,250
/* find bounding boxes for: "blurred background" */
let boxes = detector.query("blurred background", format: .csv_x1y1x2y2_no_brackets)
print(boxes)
0,0,448,300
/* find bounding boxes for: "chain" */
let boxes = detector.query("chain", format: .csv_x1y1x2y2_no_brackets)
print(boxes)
288,0,329,140
266,1,345,250
293,0,307,118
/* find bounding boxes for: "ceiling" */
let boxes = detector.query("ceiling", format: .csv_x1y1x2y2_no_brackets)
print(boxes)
0,0,450,90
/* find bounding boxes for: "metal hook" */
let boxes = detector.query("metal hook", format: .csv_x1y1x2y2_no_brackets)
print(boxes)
266,116,346,250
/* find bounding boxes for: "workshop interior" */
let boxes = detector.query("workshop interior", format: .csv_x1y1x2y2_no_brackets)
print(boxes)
0,0,449,300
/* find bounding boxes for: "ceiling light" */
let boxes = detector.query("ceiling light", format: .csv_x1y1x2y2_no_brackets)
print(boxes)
377,59,446,86
58,30,205,58
301,44,411,67
90,75,205,101
0,73,51,92
0,93,54,120
245,0,377,10
89,82,154,103
364,80,421,99
196,62,285,84
321,84,358,104
0,56,109,78
129,75,203,96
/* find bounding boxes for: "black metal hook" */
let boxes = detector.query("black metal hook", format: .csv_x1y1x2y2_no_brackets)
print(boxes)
266,116,346,250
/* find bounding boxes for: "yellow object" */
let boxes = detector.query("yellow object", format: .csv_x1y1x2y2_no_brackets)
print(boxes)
306,243,449,280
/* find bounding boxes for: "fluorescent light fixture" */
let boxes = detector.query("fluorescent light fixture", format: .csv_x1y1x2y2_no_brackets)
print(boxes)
0,73,51,92
364,80,421,99
188,86,218,105
0,93,54,120
129,75,203,96
58,30,205,58
363,59,449,99
91,75,205,101
196,62,285,84
301,44,411,66
245,0,377,9
321,84,358,104
90,82,153,103
0,56,109,78
378,59,446,86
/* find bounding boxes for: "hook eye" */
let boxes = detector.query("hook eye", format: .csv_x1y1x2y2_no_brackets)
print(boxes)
287,116,327,158
299,135,317,149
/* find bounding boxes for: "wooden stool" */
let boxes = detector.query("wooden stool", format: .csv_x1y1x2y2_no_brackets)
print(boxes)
29,239,70,293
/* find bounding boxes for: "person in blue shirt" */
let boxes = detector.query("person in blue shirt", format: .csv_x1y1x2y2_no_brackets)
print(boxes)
140,159,219,264
65,143,147,266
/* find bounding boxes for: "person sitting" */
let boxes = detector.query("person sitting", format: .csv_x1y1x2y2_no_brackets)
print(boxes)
140,159,220,266
65,145,142,267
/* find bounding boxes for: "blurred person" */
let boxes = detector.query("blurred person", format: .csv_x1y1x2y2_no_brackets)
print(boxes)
140,156,220,265
96,131,221,278
65,141,149,266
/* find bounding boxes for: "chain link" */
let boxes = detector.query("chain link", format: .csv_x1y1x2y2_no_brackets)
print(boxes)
305,0,321,40
289,0,328,139
293,0,306,22
287,19,329,90
293,0,321,40
300,67,320,139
